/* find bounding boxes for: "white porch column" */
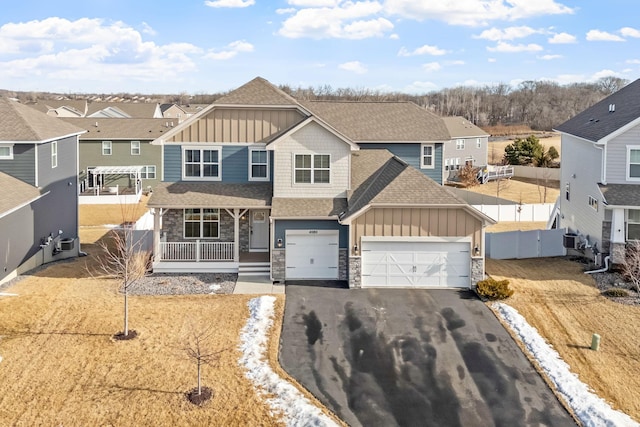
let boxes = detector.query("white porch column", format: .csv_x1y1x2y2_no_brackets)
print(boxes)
611,208,626,244
151,208,165,262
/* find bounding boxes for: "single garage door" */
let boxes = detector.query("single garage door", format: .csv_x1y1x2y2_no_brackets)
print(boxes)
361,240,470,288
285,230,339,279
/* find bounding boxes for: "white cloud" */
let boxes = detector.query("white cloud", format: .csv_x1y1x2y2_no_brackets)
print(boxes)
620,27,640,38
403,80,438,93
488,58,497,63
278,2,393,39
474,26,539,41
383,0,574,27
422,62,442,72
398,44,446,57
538,54,562,60
548,32,576,43
288,0,341,5
141,22,156,36
204,0,255,8
590,69,623,80
586,30,625,42
389,33,399,39
487,41,543,52
626,59,640,64
339,60,367,74
205,40,254,60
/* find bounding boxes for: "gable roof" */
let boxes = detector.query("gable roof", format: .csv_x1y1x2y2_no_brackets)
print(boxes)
555,78,640,142
299,100,450,142
214,77,300,106
0,172,42,217
147,182,272,209
27,99,87,116
86,101,160,118
0,97,85,142
60,118,175,140
599,183,640,207
442,116,489,138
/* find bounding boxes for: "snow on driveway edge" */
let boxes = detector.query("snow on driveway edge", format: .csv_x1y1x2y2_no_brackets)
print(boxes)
239,295,338,427
492,302,639,427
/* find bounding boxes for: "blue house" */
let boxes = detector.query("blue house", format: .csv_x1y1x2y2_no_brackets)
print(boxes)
147,78,493,289
0,97,85,284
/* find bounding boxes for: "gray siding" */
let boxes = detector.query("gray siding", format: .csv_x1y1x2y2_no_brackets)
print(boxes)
605,122,640,184
163,145,182,182
0,144,36,185
0,204,35,282
358,143,443,184
559,134,605,249
274,220,348,248
38,135,77,189
442,136,489,182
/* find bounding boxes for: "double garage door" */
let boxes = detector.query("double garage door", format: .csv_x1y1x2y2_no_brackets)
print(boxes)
361,240,471,288
285,230,339,280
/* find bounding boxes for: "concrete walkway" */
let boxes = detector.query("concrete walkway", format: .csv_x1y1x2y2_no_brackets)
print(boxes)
233,276,285,294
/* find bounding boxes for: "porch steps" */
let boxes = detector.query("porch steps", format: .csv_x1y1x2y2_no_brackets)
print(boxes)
238,262,270,277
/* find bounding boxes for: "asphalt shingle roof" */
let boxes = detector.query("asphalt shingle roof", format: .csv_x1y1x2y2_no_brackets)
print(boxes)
299,100,450,142
0,97,85,141
555,78,640,142
86,101,159,118
0,172,41,216
599,183,640,207
214,77,300,106
147,182,272,208
271,197,348,218
60,118,175,139
442,116,489,138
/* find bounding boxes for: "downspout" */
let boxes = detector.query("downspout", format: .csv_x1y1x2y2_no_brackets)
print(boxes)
593,142,606,185
584,255,610,274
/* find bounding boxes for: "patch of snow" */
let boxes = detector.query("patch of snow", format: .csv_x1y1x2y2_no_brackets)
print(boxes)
239,296,337,427
493,302,639,427
0,292,18,297
208,284,221,294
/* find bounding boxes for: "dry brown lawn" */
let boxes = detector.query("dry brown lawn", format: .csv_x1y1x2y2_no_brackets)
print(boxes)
488,133,562,164
463,177,560,204
79,195,149,226
486,258,640,422
486,221,548,232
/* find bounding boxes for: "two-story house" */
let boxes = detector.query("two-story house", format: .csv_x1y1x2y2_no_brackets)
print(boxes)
441,116,490,183
0,97,85,284
555,78,640,265
146,77,494,288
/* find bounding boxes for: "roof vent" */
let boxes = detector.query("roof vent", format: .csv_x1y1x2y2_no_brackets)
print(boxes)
95,122,98,127
609,103,616,113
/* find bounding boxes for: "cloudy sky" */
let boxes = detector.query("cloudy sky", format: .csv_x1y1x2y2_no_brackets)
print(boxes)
1,0,638,94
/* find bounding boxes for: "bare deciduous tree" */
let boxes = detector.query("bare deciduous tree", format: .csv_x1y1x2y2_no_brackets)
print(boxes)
619,241,640,293
458,164,480,187
182,323,227,402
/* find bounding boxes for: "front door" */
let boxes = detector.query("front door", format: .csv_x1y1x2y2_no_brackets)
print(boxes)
249,210,269,251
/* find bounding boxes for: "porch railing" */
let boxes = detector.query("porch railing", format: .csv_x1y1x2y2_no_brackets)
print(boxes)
159,241,234,262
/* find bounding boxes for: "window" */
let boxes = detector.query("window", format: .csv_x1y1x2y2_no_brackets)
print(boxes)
294,154,330,184
102,141,112,156
588,195,598,211
0,144,14,159
476,138,482,148
184,208,220,239
131,141,141,155
421,144,434,169
249,149,269,181
456,139,465,150
51,141,58,168
183,147,221,180
628,210,640,240
444,159,449,171
565,182,570,201
455,158,460,170
131,165,156,180
627,147,640,180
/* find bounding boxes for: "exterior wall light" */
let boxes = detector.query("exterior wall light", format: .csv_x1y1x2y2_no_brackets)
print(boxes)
276,238,283,248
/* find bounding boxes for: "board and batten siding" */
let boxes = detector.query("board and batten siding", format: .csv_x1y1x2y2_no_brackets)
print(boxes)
0,144,36,185
559,134,606,247
358,143,443,184
273,121,351,198
167,108,305,144
350,207,482,256
163,144,271,183
605,122,640,184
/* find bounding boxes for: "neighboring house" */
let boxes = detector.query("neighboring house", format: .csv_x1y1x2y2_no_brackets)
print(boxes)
27,99,87,117
86,102,162,119
160,104,188,123
0,97,85,284
441,116,490,183
60,118,168,202
554,78,640,265
146,77,494,289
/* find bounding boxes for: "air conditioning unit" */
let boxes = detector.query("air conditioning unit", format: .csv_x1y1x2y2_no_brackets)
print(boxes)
563,233,579,249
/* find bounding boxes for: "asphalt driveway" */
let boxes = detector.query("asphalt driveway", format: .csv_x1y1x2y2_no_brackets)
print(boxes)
280,283,575,427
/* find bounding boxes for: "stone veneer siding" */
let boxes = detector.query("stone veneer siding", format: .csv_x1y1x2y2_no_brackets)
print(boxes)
349,256,362,289
271,248,348,282
471,258,484,288
611,242,626,265
162,208,250,245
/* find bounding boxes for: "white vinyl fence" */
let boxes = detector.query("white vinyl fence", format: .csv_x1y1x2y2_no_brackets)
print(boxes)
486,228,566,259
472,203,555,222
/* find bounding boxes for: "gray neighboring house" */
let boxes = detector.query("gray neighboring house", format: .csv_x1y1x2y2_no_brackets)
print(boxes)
554,78,640,265
442,116,489,183
0,97,85,284
60,118,167,199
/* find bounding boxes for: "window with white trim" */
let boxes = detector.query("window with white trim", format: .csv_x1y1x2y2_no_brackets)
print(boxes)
294,154,330,184
51,141,58,168
455,157,460,170
0,144,14,159
183,146,221,180
102,141,112,155
420,144,434,169
184,208,219,239
131,165,156,180
444,159,449,171
131,141,141,155
628,146,640,180
456,139,465,150
588,195,598,211
628,209,640,240
249,149,269,181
